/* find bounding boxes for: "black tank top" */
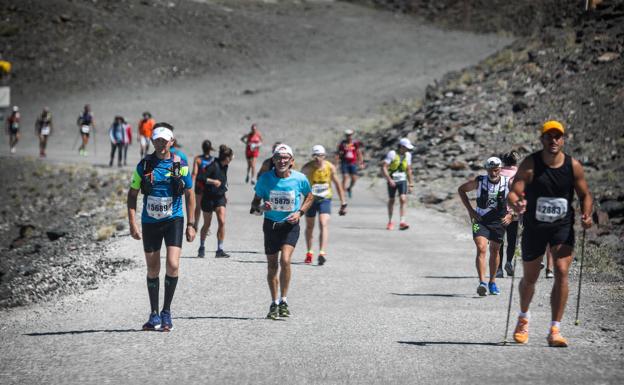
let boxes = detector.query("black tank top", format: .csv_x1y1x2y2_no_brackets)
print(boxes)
525,151,574,226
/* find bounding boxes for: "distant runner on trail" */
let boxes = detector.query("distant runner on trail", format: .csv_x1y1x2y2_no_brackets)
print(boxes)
458,156,511,296
381,138,414,231
138,112,155,158
127,124,196,332
122,117,132,166
108,116,125,167
77,104,94,156
35,107,53,158
508,120,593,348
497,150,521,278
300,145,347,265
192,139,215,250
6,106,20,154
335,129,364,198
199,145,233,258
250,144,313,320
241,123,263,185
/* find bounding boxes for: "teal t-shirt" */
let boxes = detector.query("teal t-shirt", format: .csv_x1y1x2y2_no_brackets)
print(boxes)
254,170,311,222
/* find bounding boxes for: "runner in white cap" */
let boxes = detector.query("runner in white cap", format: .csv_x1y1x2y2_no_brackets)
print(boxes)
300,145,347,265
250,143,314,319
381,138,414,230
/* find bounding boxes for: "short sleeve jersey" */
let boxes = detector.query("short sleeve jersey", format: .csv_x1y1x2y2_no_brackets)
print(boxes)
170,147,189,164
130,154,193,223
254,170,312,222
338,140,361,165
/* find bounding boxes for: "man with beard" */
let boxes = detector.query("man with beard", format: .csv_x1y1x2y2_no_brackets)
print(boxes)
508,120,593,347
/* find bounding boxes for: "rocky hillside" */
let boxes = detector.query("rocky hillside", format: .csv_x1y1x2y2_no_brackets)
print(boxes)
364,0,624,264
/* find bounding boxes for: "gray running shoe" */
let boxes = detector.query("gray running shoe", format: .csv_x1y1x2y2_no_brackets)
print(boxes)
545,269,554,279
215,249,230,258
318,255,326,266
278,301,290,318
266,303,279,320
477,282,488,297
496,268,504,278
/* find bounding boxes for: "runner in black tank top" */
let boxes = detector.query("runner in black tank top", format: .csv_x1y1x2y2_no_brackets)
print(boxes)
508,120,593,348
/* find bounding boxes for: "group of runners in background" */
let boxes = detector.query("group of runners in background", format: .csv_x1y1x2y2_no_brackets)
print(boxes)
6,105,592,347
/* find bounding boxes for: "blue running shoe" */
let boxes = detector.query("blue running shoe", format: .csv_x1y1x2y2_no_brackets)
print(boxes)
142,312,161,331
489,282,500,295
477,282,488,296
160,310,173,332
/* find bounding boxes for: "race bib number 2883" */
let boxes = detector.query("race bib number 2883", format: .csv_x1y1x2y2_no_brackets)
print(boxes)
535,197,568,223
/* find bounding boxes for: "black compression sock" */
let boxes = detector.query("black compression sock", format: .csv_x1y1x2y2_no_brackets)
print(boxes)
146,276,159,313
163,275,178,312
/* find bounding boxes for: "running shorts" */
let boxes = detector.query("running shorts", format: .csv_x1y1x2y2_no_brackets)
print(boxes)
142,217,184,252
201,195,226,212
340,162,358,175
306,198,331,217
521,222,575,262
263,219,300,255
387,180,408,198
194,180,205,195
246,148,260,159
472,219,504,243
140,136,150,148
9,127,19,135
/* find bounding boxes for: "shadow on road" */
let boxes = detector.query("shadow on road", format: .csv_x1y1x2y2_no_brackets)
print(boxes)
340,226,387,231
175,315,258,321
25,329,141,336
423,275,475,279
398,341,512,347
391,293,476,298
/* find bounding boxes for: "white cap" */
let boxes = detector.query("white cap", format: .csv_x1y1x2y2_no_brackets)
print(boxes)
484,157,502,169
344,129,354,135
273,144,294,157
312,145,326,155
152,126,174,141
399,138,414,150
12,106,18,112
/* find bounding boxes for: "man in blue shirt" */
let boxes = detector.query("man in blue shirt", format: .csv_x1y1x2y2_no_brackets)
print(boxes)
251,144,314,320
127,124,196,332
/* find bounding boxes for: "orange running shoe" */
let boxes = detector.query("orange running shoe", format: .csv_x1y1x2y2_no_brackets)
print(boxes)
513,317,529,344
304,252,313,264
547,326,568,347
386,222,394,230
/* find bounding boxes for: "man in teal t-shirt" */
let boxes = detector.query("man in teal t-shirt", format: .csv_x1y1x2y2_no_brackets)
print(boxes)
251,144,313,320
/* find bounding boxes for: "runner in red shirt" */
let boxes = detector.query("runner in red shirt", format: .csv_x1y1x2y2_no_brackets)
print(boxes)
335,129,364,198
241,123,263,185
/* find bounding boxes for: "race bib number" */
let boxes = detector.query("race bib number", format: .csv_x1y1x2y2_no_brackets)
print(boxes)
40,126,51,135
269,190,295,212
81,125,91,134
535,197,568,223
312,183,330,198
344,151,354,160
146,196,173,219
392,172,407,182
250,143,260,150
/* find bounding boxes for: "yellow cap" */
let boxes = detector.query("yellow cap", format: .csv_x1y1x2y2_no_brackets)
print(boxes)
542,120,564,135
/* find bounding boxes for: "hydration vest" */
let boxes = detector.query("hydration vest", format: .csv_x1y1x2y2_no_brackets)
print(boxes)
140,153,185,197
475,175,509,219
388,154,408,175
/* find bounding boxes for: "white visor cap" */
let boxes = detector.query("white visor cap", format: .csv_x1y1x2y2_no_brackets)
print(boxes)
484,157,502,169
273,144,294,157
152,126,174,142
399,138,414,150
312,145,326,155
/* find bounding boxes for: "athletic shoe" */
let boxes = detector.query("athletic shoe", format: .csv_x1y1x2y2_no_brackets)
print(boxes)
547,326,568,347
142,312,161,331
513,317,529,344
386,222,394,230
505,261,514,277
545,269,554,279
304,252,313,264
488,282,500,295
278,301,290,318
266,303,279,320
245,175,249,184
318,254,326,266
347,187,352,198
215,249,230,258
399,222,409,230
251,179,256,186
197,246,205,258
496,268,504,278
10,147,16,154
160,310,173,332
477,282,488,296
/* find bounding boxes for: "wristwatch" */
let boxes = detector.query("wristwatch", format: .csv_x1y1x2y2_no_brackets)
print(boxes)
186,222,195,227
298,210,305,216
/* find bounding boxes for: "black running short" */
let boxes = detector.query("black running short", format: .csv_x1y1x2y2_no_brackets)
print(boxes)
387,180,408,198
263,219,300,255
9,127,19,135
201,195,226,212
521,222,575,262
472,219,504,243
142,217,184,252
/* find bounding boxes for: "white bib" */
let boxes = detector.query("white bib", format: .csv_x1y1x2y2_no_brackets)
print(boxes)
146,196,173,220
40,126,51,136
269,190,295,212
81,125,91,134
535,197,568,223
392,172,407,182
311,183,330,198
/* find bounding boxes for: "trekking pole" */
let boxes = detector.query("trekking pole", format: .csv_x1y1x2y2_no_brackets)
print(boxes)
503,223,523,345
93,126,97,156
575,229,587,326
